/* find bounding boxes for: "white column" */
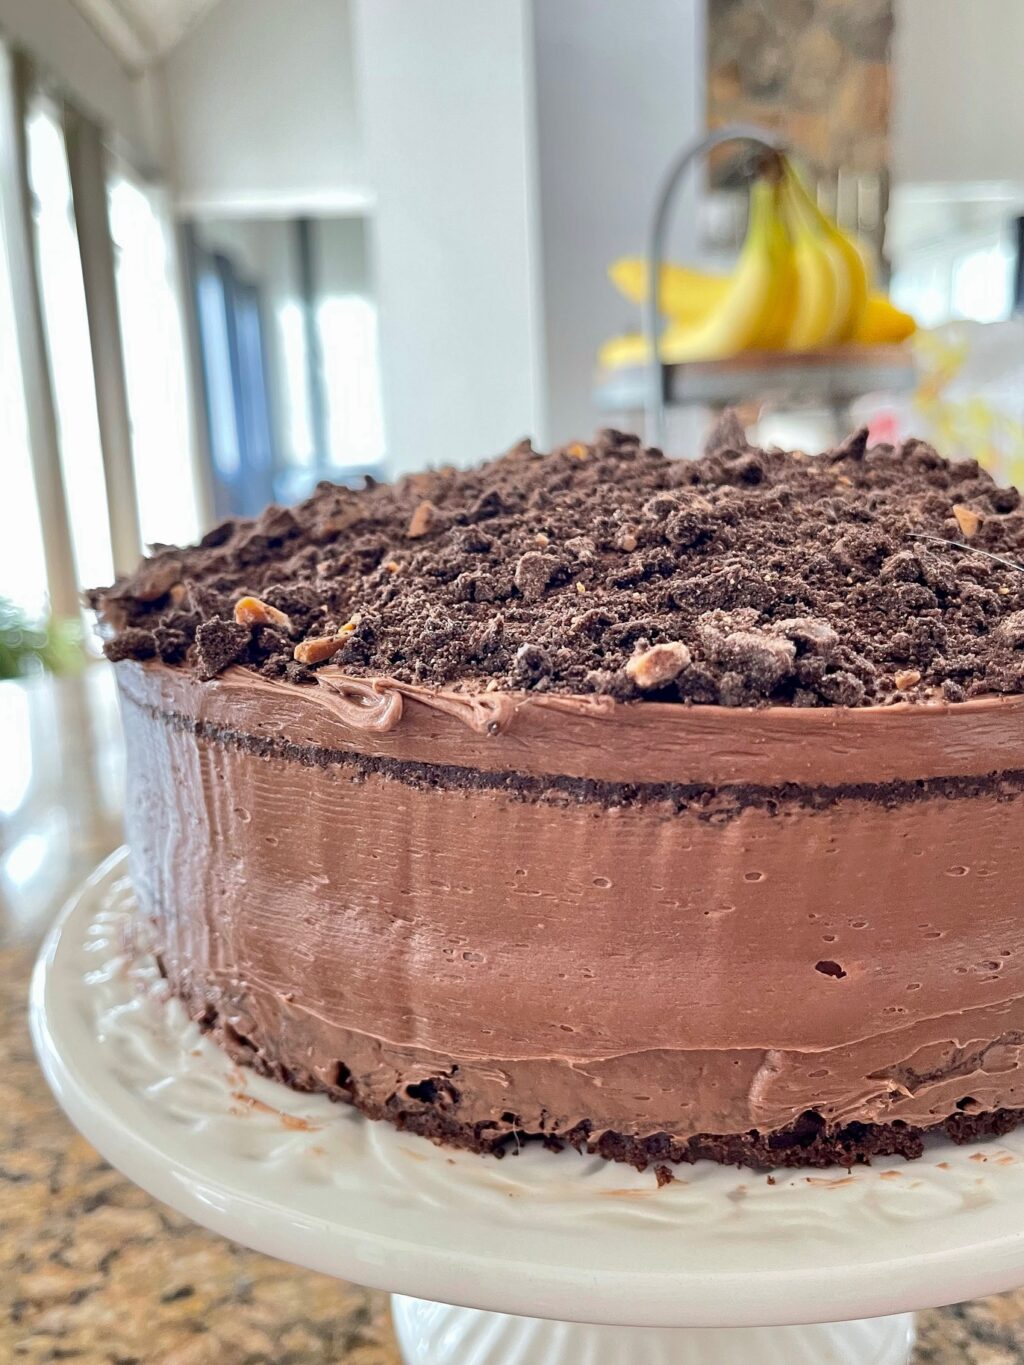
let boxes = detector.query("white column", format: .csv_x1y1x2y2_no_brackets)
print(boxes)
530,0,706,446
0,44,79,618
354,1,706,465
352,0,546,472
65,108,143,578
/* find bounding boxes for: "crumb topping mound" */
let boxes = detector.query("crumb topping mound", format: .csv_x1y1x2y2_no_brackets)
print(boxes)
90,421,1024,707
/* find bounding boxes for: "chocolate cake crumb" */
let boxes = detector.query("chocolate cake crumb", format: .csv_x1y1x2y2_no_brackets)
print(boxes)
91,421,1024,707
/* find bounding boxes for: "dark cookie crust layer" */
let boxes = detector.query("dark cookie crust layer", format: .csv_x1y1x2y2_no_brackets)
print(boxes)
201,995,1024,1173
92,422,1024,708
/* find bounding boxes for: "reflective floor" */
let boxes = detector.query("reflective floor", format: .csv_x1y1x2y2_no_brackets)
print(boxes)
0,669,123,948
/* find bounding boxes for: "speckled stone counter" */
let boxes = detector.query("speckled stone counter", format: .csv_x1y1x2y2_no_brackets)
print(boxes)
1,934,400,1364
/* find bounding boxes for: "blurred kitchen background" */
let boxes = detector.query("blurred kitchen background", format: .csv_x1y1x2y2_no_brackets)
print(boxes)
2,0,1024,931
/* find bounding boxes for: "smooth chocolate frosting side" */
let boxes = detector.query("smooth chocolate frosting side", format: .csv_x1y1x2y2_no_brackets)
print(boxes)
116,659,1024,787
118,660,1024,1156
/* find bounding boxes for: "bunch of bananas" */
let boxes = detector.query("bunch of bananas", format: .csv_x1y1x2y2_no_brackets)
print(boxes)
600,157,916,370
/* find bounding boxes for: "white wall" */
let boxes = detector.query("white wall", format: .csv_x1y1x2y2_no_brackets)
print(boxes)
893,0,1024,185
315,216,368,296
0,0,157,169
531,0,705,445
353,0,544,473
159,0,370,214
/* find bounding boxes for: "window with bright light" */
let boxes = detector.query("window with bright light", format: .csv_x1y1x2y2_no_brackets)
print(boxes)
319,293,385,467
0,184,47,618
275,299,315,468
889,190,1022,329
950,245,1014,324
193,214,384,509
108,172,200,549
25,98,112,593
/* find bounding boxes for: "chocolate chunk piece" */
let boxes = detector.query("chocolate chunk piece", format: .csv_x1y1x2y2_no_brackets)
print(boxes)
771,617,838,658
997,612,1024,647
832,426,869,462
514,552,562,601
103,627,158,662
194,618,251,680
715,630,795,692
703,409,749,457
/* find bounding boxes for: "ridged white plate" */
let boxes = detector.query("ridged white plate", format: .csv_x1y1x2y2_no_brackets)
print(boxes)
28,850,1024,1329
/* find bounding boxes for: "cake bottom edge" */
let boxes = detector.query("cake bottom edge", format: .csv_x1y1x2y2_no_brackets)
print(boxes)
210,1021,1024,1175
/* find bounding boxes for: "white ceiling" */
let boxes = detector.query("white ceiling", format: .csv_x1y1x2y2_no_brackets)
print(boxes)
70,0,223,69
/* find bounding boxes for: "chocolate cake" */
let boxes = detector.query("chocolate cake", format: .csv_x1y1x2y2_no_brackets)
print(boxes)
92,420,1024,1170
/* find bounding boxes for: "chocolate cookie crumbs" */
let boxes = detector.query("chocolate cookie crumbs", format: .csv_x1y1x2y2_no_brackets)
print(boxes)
90,422,1024,707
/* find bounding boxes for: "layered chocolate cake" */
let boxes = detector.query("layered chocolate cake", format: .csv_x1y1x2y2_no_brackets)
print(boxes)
93,420,1024,1170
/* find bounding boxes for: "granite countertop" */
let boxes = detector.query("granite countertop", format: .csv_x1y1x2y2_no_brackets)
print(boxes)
1,934,401,1363
2,673,1024,1363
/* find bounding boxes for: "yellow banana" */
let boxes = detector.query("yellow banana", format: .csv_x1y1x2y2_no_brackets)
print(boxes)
597,331,649,368
599,157,914,370
597,321,746,368
851,232,878,291
779,176,838,351
853,294,917,345
783,164,868,344
643,179,784,363
751,181,797,350
608,258,730,322
598,287,917,370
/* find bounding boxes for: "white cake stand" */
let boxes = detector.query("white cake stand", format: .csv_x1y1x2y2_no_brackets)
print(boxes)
29,853,1024,1364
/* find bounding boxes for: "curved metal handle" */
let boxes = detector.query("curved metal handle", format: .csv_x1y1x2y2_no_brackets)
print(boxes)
643,123,786,449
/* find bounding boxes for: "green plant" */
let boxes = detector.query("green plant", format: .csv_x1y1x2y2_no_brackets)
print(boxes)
0,598,84,680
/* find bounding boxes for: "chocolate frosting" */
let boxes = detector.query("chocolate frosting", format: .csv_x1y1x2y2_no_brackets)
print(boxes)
117,659,1024,1153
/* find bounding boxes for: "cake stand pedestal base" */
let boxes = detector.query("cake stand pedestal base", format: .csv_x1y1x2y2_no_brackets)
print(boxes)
391,1296,914,1365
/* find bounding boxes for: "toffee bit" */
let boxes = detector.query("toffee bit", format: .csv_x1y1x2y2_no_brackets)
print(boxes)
233,596,294,631
626,642,691,691
293,635,345,666
952,504,981,539
894,669,922,690
407,500,437,539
